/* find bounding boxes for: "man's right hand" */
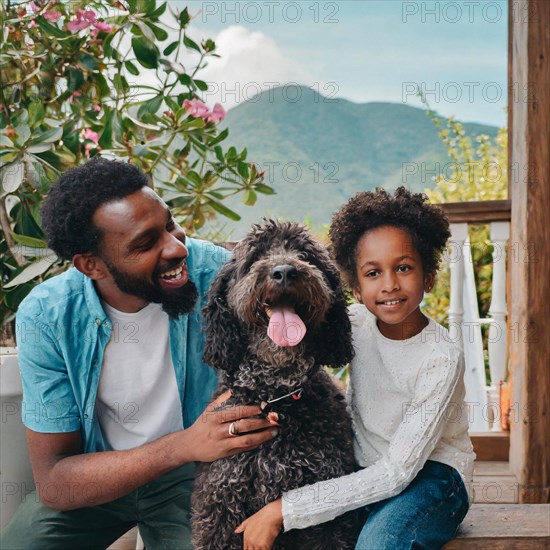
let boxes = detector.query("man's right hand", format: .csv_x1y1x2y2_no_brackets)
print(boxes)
186,391,280,462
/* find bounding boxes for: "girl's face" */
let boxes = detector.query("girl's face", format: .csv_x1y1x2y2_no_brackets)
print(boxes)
353,226,435,340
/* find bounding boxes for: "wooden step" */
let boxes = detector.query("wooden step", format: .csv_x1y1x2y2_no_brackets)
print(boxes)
444,504,550,549
471,432,510,461
472,461,518,504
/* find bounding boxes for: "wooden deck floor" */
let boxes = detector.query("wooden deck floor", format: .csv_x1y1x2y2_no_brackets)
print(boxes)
108,461,522,549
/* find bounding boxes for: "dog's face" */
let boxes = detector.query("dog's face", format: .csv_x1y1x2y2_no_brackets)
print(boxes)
203,219,354,375
227,228,333,345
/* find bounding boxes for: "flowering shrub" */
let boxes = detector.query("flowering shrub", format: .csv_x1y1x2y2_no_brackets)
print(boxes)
0,0,273,330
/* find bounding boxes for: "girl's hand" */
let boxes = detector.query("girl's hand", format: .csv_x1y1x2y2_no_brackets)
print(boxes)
234,498,283,550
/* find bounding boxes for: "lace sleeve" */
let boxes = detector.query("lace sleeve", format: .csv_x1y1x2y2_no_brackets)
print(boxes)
282,346,463,531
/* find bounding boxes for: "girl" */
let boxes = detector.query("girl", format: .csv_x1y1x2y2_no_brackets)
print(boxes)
235,187,474,549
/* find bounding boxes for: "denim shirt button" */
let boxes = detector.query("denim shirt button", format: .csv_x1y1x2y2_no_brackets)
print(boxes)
95,318,101,326
84,413,89,419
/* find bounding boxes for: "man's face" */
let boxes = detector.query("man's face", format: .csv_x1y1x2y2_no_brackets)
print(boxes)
92,187,197,317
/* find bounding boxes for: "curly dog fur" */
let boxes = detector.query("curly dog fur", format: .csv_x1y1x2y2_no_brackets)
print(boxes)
191,220,358,549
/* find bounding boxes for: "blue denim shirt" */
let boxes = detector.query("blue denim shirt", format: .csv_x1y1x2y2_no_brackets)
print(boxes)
15,238,230,453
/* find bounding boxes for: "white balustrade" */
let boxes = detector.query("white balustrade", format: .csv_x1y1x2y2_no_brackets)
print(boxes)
447,221,510,432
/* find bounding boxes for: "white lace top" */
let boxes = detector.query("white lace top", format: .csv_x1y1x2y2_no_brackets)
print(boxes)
282,304,475,531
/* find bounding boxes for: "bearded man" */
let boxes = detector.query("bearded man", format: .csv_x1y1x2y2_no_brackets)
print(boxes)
0,159,278,550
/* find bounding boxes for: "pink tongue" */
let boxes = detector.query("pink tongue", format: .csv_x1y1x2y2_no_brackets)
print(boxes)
268,307,307,347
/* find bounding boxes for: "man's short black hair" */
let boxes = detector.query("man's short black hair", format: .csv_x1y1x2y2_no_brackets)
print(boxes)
329,186,451,287
41,158,149,260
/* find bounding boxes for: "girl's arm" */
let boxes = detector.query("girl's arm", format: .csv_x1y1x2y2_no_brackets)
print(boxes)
236,345,463,546
283,346,463,531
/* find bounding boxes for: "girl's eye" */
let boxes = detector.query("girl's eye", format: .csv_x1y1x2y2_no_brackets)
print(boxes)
366,270,379,278
167,218,176,230
397,265,411,272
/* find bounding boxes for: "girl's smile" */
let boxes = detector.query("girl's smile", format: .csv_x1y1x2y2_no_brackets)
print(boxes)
353,225,434,340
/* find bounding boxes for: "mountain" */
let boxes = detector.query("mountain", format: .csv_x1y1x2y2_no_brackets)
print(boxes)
212,85,498,238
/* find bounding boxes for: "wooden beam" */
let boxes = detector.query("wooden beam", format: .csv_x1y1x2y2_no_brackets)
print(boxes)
440,200,511,224
508,0,550,504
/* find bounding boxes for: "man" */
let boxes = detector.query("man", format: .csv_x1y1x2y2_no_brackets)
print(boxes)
0,159,277,549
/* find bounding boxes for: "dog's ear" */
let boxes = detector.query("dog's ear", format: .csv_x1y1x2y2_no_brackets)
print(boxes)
311,265,355,368
202,258,247,373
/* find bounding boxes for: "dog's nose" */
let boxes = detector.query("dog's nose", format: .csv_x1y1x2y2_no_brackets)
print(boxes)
271,264,298,286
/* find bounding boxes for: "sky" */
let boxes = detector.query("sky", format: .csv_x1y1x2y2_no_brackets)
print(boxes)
179,0,508,127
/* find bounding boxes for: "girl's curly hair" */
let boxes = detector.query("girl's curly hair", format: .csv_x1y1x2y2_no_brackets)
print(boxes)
41,158,148,260
329,187,450,286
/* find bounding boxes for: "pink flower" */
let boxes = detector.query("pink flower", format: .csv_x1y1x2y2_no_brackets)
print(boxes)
29,2,38,13
91,20,113,36
29,19,37,28
207,103,226,124
43,10,62,22
67,9,96,32
93,104,101,112
183,98,211,120
81,128,99,143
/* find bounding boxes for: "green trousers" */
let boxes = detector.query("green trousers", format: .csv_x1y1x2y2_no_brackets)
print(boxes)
0,463,195,550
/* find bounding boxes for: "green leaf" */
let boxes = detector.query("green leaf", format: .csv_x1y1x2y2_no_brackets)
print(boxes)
77,52,100,72
132,37,160,69
165,96,180,113
208,199,241,221
67,68,85,92
137,95,163,118
179,7,190,27
28,103,45,128
125,60,140,76
208,128,229,147
113,74,129,94
37,16,67,38
163,41,179,56
15,124,31,145
0,135,14,147
3,256,57,289
255,184,276,195
183,35,200,53
194,79,208,92
242,189,257,206
12,233,48,248
214,146,224,162
29,127,63,145
1,160,23,195
237,161,249,179
146,21,168,41
150,1,168,18
180,118,205,131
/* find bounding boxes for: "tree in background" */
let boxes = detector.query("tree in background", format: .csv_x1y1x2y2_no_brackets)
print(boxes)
420,104,508,355
0,0,274,332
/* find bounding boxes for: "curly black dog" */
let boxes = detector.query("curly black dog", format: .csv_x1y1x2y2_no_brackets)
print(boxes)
191,220,358,549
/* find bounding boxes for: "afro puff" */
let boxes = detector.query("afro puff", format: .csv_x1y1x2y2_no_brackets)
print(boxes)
329,187,450,286
41,158,149,261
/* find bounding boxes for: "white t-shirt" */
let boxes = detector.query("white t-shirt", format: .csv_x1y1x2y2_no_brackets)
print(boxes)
282,303,475,531
96,302,183,451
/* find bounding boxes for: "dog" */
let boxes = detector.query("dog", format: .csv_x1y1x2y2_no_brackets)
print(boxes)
191,219,358,549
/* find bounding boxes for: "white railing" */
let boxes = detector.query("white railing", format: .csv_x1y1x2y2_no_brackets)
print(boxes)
443,201,511,432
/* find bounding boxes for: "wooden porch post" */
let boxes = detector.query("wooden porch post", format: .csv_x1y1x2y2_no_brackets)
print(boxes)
509,0,550,503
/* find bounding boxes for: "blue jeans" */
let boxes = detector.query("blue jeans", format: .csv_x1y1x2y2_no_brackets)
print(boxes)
355,460,469,550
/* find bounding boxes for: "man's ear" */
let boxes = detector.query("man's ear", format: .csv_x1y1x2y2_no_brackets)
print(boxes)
424,271,436,293
73,253,110,281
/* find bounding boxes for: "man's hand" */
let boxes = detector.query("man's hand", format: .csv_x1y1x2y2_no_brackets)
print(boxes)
185,391,280,463
234,498,283,550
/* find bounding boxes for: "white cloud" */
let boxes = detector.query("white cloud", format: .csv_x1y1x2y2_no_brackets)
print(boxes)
197,26,312,109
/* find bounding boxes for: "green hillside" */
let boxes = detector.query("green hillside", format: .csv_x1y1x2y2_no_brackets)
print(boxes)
208,85,497,238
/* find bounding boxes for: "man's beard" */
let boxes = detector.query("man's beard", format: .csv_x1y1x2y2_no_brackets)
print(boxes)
105,261,198,318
